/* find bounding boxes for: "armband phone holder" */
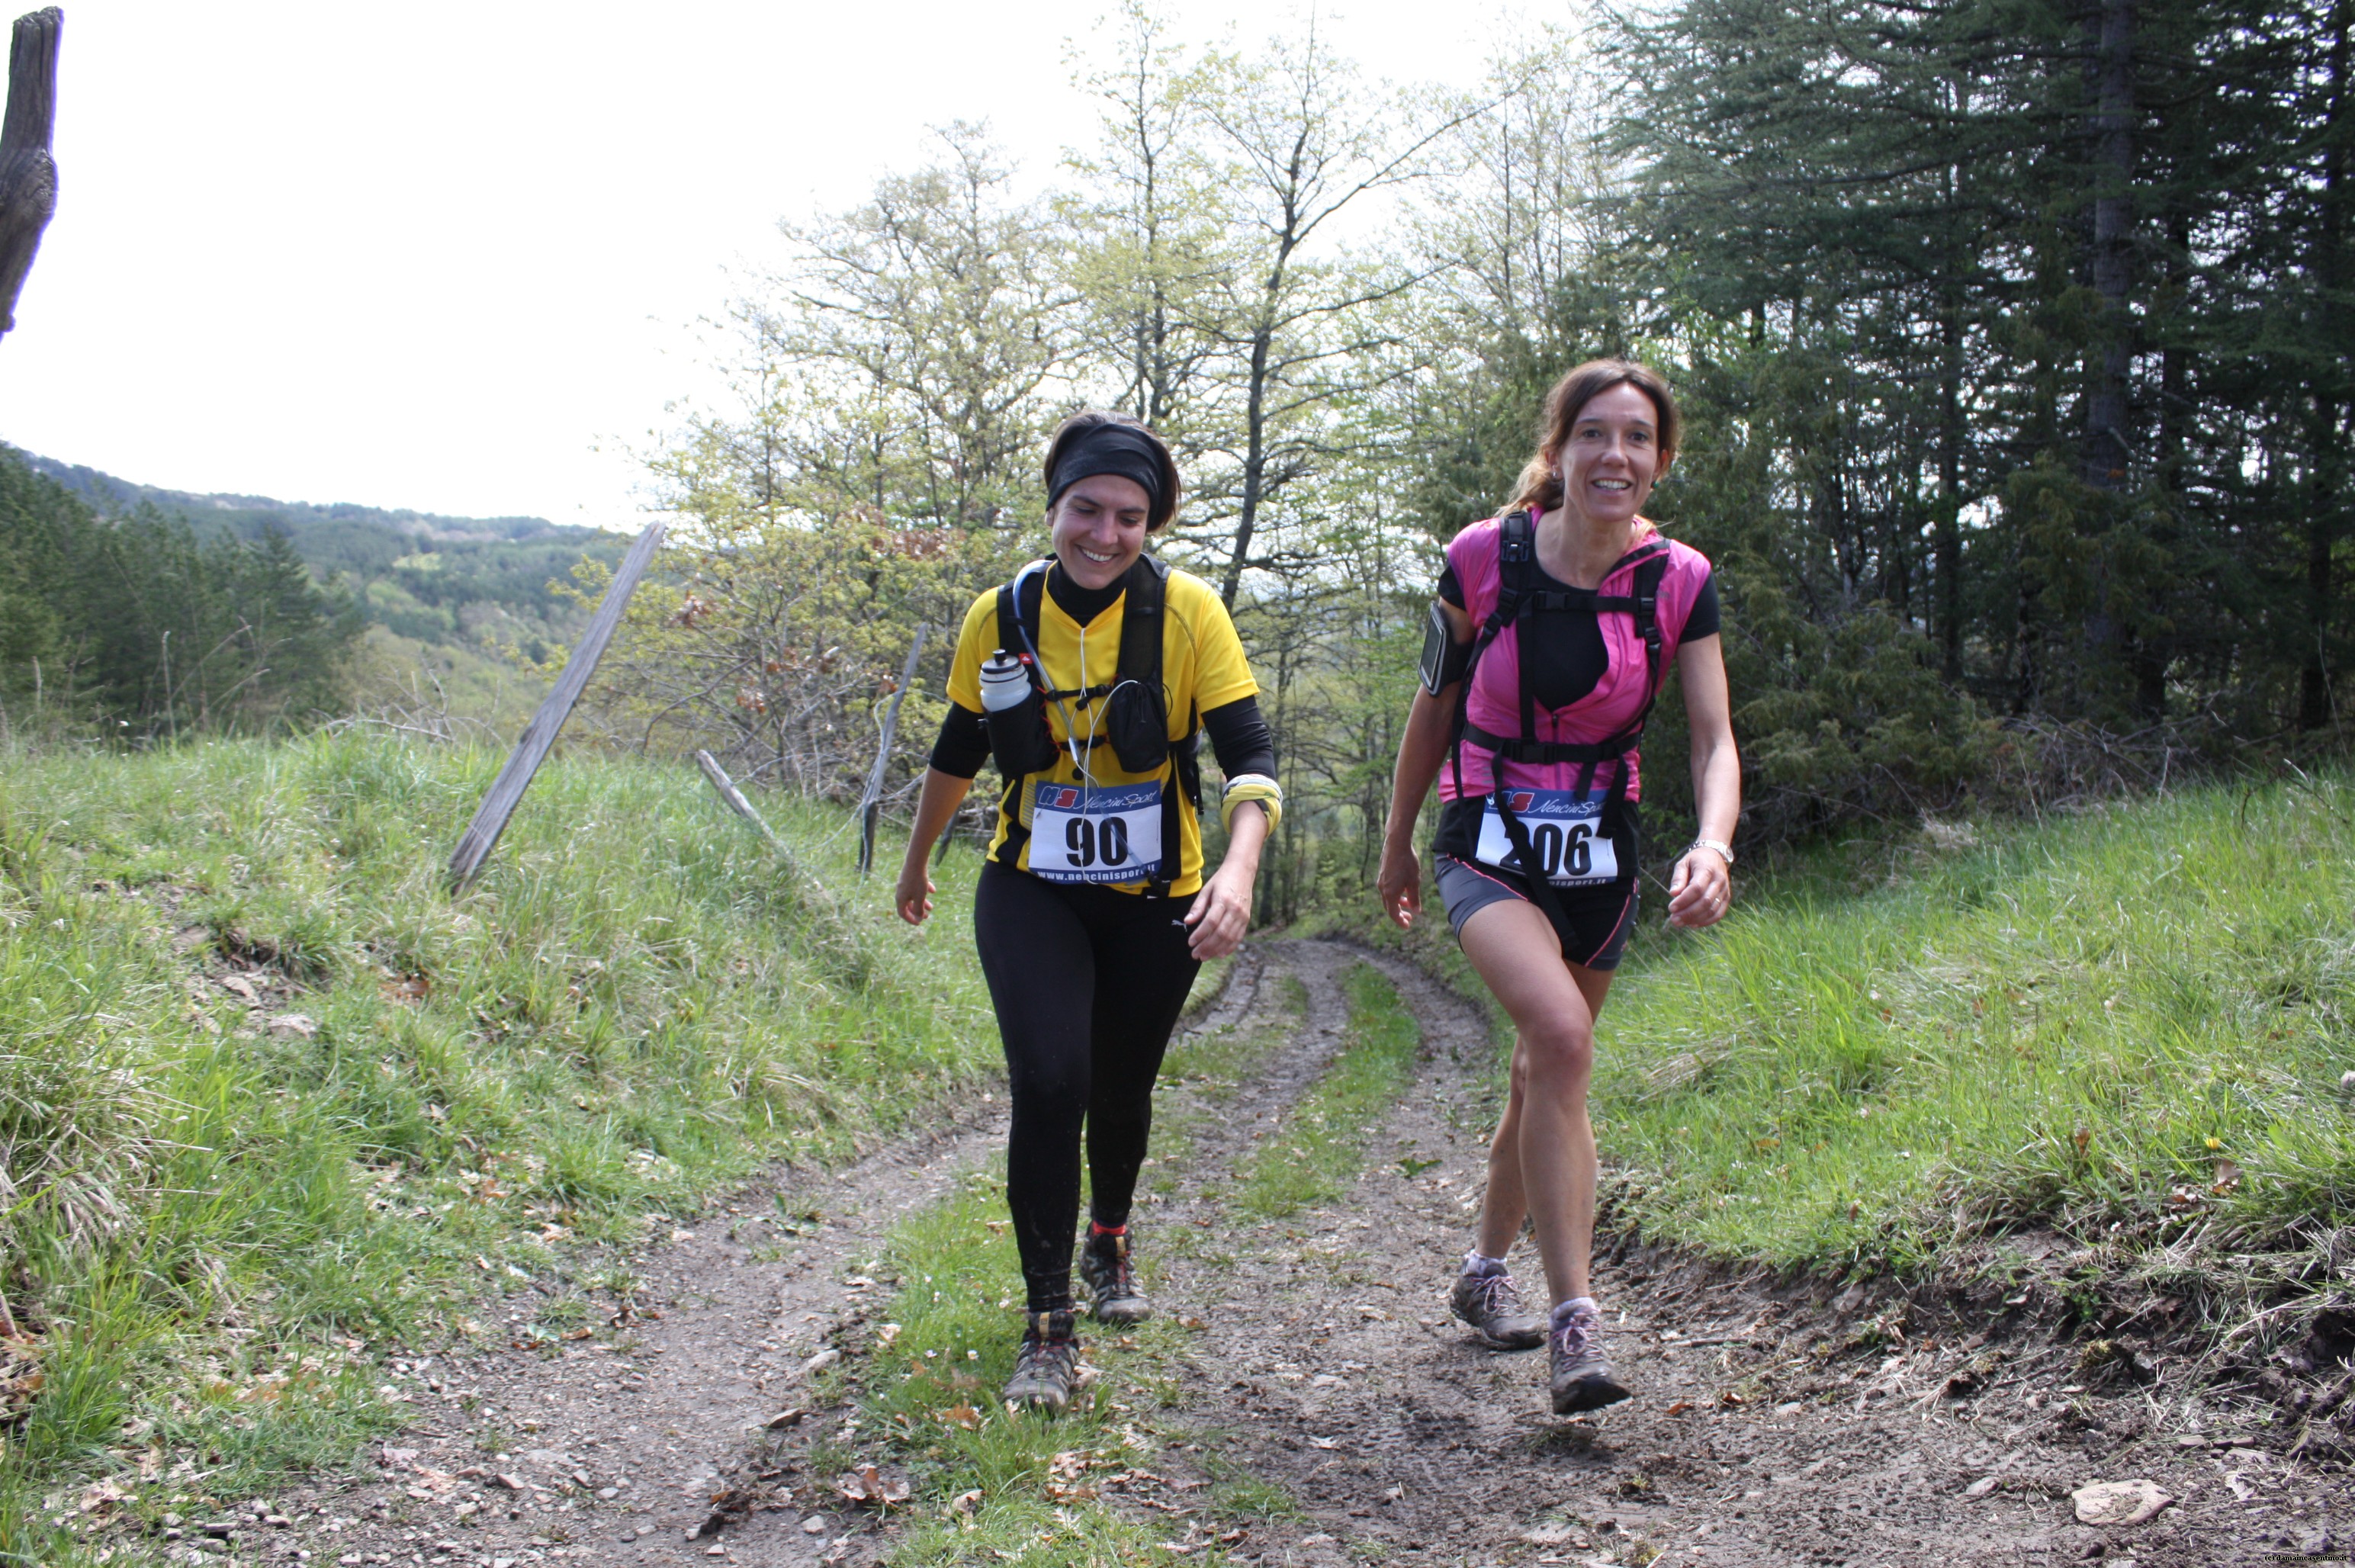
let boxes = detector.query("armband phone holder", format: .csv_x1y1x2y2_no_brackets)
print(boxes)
1419,600,1470,696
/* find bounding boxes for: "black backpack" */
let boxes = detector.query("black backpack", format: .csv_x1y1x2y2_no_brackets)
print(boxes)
991,555,1203,894
1448,511,1672,923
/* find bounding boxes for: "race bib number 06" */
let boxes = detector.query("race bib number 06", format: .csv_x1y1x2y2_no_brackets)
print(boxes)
1028,782,1165,884
1475,789,1618,886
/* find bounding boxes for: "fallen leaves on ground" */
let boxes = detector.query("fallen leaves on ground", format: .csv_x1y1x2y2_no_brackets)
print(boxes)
837,1463,909,1510
380,972,430,1004
0,1334,44,1420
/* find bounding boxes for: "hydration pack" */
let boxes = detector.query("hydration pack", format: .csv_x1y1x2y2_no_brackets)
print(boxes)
990,554,1203,894
1448,511,1672,918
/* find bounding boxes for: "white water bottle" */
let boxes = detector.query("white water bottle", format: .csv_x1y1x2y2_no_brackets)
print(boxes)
979,650,1030,712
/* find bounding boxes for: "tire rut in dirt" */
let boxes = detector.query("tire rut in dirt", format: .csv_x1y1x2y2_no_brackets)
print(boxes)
1152,940,2336,1568
268,1113,1007,1568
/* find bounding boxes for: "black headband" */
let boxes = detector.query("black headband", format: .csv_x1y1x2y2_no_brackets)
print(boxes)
1047,424,1169,525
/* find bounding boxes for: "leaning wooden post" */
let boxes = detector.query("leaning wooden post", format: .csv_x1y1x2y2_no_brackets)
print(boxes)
856,622,929,876
695,747,781,847
694,747,865,977
0,8,61,340
448,521,666,888
696,747,840,912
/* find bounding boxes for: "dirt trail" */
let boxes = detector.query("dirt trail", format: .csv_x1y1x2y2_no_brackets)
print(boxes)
259,1112,1008,1568
1143,940,2349,1568
243,939,2346,1568
241,952,1282,1568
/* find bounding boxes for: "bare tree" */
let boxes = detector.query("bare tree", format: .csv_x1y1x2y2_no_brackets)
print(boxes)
1184,21,1484,605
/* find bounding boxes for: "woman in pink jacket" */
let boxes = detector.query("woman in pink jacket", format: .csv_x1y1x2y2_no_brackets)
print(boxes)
1377,360,1740,1415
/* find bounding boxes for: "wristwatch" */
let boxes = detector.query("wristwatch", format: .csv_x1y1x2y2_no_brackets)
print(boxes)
1688,838,1736,867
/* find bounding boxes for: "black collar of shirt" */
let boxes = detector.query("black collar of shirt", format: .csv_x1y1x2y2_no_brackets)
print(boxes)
1046,561,1126,627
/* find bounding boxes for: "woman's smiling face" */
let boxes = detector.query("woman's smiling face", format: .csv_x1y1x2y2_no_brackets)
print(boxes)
1049,474,1152,590
1555,381,1669,528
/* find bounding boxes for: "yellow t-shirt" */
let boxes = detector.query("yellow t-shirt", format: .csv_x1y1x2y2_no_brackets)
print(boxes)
946,562,1260,896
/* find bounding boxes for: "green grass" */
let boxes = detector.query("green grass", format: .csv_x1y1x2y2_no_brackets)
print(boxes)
1234,966,1424,1218
0,731,995,1564
1343,773,2355,1333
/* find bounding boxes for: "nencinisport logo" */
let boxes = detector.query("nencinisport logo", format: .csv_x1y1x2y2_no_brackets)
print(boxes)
1048,787,1082,809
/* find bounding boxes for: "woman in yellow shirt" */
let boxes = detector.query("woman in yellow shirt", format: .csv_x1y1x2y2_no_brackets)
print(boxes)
896,410,1281,1413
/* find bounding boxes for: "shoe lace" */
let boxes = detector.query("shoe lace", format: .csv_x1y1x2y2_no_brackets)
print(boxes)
1090,1237,1135,1297
1470,1271,1523,1319
1551,1307,1598,1361
1017,1331,1077,1380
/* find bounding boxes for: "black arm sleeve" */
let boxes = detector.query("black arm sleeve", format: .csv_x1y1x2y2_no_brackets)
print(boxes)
1437,562,1466,609
1682,572,1722,641
928,702,991,779
1201,695,1277,781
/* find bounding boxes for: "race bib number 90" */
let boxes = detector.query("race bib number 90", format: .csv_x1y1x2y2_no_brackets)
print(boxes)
1028,782,1165,884
1475,789,1618,886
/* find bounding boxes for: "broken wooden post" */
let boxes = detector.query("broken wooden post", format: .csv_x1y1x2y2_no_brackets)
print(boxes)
695,747,781,847
694,747,862,976
448,520,667,887
856,622,928,876
699,745,834,902
0,8,61,339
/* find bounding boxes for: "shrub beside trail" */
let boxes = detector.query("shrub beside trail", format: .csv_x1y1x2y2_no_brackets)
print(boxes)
0,731,994,1561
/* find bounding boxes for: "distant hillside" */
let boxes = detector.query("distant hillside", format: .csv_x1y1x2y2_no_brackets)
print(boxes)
24,453,570,545
18,452,629,661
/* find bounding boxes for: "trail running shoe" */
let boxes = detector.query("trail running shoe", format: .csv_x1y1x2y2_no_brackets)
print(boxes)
1450,1259,1544,1350
1079,1228,1152,1326
1003,1309,1081,1414
1549,1300,1631,1415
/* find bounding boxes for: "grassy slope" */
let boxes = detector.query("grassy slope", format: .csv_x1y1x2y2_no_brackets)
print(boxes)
1347,773,2355,1322
0,732,994,1560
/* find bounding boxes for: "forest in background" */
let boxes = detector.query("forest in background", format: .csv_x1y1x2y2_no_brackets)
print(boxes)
0,450,627,739
0,451,364,735
570,0,2351,921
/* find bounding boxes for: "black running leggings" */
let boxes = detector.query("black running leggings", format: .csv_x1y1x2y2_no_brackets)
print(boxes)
974,861,1201,1313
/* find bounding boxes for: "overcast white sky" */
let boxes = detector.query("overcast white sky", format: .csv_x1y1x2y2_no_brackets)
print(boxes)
0,2,1526,528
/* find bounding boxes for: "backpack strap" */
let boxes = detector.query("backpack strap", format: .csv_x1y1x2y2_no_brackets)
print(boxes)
995,560,1052,685
1115,554,1168,696
1115,554,1196,898
1593,548,1672,840
987,561,1055,871
1126,548,1187,889
1447,511,1536,804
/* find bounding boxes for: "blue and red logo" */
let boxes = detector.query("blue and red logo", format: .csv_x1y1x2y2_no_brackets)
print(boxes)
1508,792,1536,812
1049,788,1081,808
